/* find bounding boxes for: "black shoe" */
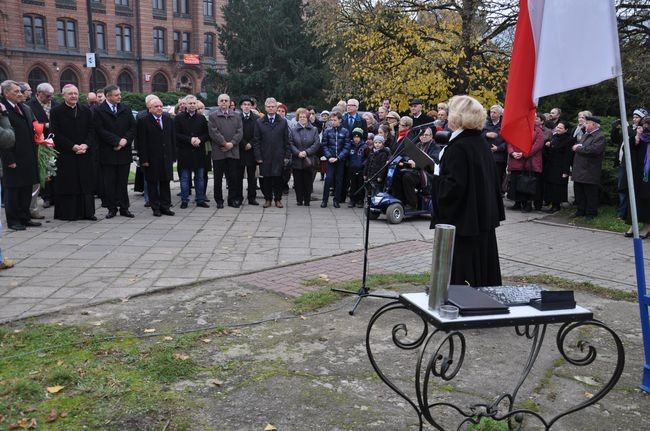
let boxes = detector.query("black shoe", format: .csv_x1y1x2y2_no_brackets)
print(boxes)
228,202,240,208
120,209,135,218
347,202,355,208
85,216,98,221
106,209,117,219
357,202,364,208
144,202,151,208
320,201,327,208
9,224,26,231
204,198,211,203
216,201,224,209
624,231,633,238
42,200,51,209
180,202,188,209
304,201,310,206
248,199,259,205
196,202,209,208
333,201,340,208
153,210,162,217
161,209,175,216
25,221,42,227
297,201,303,206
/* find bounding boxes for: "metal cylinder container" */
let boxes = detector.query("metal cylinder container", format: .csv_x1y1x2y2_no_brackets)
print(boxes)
428,224,456,311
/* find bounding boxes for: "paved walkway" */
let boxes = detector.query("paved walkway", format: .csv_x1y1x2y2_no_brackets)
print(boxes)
1,179,648,322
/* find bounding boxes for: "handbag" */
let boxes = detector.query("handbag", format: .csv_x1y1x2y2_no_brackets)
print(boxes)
515,158,537,195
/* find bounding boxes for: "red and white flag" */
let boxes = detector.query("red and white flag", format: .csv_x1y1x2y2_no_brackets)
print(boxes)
501,0,622,153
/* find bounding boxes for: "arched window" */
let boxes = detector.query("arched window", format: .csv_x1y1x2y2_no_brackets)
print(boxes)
0,67,7,82
151,73,168,92
117,71,134,92
28,67,48,91
60,68,79,90
91,69,107,91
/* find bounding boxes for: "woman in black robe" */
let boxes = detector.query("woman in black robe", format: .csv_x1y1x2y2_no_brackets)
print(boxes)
542,120,574,213
431,95,505,287
50,85,96,221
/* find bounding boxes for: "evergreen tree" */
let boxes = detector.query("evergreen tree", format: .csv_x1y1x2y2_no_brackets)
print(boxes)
217,0,329,108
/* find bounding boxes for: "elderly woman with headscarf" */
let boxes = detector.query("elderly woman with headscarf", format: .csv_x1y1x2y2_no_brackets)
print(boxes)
432,95,505,287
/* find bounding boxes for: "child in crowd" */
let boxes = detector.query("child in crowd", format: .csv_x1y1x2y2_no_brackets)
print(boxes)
365,135,392,195
321,111,350,208
347,128,369,208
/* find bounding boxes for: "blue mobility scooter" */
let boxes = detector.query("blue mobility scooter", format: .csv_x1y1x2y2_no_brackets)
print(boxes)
368,131,449,224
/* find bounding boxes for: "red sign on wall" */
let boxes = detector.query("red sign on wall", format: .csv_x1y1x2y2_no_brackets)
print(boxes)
183,54,200,65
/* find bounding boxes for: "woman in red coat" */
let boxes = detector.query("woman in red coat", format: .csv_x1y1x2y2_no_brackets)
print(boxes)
507,113,545,212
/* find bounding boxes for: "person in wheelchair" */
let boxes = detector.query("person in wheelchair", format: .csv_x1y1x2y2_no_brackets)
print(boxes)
391,127,440,210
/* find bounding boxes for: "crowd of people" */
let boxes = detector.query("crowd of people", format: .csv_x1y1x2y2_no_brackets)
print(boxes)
2,78,649,280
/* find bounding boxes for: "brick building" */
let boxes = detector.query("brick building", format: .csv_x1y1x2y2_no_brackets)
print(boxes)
0,0,226,94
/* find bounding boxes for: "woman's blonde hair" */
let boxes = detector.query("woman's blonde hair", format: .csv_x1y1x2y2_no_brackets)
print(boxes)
448,95,487,131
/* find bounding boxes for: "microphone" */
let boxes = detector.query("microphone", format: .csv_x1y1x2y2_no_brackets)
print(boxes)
411,121,438,131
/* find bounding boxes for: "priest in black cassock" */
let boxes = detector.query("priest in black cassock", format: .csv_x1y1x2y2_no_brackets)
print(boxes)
49,84,97,221
432,95,505,287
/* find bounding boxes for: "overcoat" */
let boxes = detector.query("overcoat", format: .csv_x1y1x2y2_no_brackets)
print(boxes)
49,103,95,195
0,98,38,187
27,98,59,134
137,113,176,182
289,122,320,170
94,101,136,165
239,113,257,166
174,111,209,171
253,115,290,177
542,132,574,185
572,128,606,185
208,109,242,160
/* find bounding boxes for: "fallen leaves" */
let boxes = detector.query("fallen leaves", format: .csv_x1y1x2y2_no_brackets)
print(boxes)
46,385,65,394
46,410,58,423
8,418,37,429
143,328,156,333
264,424,277,431
163,336,174,341
173,353,190,361
207,378,223,387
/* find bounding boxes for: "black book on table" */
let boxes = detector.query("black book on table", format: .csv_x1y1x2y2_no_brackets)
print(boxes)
447,285,510,316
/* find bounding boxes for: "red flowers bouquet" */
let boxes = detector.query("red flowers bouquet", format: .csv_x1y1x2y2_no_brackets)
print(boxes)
33,121,58,188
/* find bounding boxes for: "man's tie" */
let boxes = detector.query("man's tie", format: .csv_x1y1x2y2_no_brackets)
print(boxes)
111,105,117,114
269,116,274,124
156,117,162,129
14,104,23,116
348,116,354,128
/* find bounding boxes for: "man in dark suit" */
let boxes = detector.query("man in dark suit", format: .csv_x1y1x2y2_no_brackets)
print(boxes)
137,97,176,217
239,96,258,205
27,82,59,213
0,80,40,230
409,98,435,128
94,85,136,219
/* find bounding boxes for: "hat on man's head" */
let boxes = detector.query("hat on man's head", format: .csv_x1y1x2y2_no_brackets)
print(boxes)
409,98,423,106
240,95,254,104
320,110,330,117
387,111,401,121
351,127,364,138
633,108,648,118
585,115,601,124
373,135,385,143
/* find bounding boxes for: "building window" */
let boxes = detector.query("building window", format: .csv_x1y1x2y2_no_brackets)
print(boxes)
173,31,180,53
28,67,48,90
154,28,165,54
203,0,213,17
23,15,46,48
57,19,78,49
117,71,134,92
115,0,129,5
91,69,107,91
173,0,188,14
182,32,190,53
153,0,164,10
60,69,79,90
116,25,132,52
152,73,168,92
93,22,106,51
203,33,214,57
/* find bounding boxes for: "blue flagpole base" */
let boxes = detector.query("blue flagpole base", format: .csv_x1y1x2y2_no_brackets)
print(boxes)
641,364,650,394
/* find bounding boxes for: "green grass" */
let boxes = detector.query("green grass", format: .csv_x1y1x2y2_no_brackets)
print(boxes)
557,205,629,233
466,417,509,431
0,324,215,430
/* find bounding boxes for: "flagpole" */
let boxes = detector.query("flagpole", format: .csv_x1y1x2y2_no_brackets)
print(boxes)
616,75,650,393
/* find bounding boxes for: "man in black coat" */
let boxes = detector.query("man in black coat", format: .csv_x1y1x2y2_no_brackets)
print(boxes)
239,96,258,205
50,84,96,221
27,82,59,212
94,85,136,219
0,80,40,230
409,99,435,128
174,95,210,209
137,97,176,217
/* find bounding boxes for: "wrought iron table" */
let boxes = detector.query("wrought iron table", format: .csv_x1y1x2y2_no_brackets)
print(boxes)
366,292,625,430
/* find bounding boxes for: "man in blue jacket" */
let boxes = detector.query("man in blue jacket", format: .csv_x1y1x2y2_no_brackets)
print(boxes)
321,111,350,208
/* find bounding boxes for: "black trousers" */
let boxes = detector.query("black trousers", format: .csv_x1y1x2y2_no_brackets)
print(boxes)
213,158,241,204
347,167,365,204
4,185,32,226
239,163,257,201
148,179,171,211
261,176,283,201
574,182,599,216
293,168,314,204
401,170,421,208
102,163,130,211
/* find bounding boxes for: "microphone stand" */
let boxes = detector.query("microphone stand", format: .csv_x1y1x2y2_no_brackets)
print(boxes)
331,132,420,315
